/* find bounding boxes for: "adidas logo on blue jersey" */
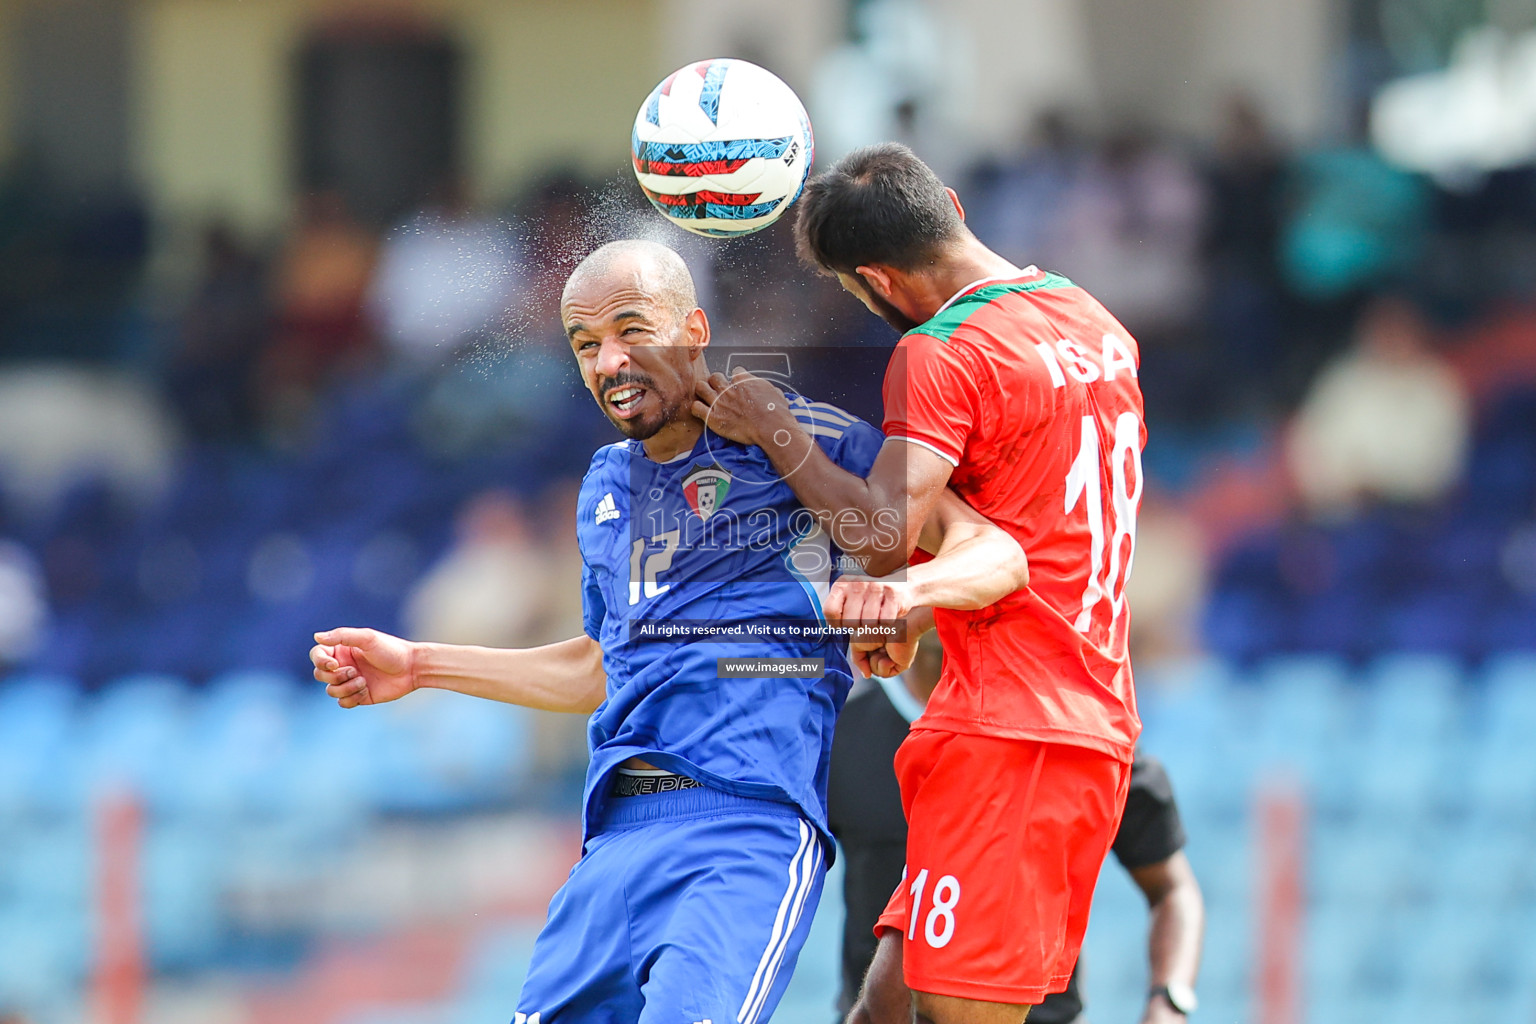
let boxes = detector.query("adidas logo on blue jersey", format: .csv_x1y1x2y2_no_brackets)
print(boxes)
595,492,620,525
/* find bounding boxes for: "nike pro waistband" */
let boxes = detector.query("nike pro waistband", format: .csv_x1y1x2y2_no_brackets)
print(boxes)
611,768,704,797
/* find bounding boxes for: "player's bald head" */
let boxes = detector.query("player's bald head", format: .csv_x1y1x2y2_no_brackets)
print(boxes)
561,239,698,322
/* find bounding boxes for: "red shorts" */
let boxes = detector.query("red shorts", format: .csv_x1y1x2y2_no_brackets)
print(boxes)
874,728,1131,1004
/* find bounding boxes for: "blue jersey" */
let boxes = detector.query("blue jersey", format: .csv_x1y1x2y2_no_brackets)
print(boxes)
574,394,885,847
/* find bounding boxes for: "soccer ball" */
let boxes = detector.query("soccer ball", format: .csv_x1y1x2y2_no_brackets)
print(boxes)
632,59,814,238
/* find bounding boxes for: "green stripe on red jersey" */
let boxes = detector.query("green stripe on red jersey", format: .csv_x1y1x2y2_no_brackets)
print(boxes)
906,271,1076,344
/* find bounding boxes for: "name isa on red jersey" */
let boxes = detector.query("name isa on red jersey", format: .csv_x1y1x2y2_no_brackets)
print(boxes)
882,266,1146,763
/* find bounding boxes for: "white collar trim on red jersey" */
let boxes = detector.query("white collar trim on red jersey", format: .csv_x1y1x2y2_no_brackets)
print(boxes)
934,265,1040,316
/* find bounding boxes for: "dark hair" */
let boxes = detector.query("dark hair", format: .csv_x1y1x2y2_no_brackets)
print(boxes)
793,143,963,275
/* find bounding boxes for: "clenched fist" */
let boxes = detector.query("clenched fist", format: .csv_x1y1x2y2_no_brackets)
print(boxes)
310,627,418,708
827,577,920,679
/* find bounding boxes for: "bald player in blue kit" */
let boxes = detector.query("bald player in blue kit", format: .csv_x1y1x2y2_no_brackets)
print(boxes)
310,240,1030,1024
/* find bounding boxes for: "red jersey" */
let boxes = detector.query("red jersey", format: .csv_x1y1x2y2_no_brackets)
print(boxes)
883,267,1145,761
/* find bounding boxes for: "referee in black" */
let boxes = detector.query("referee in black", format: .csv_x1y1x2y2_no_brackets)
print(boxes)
828,637,1205,1024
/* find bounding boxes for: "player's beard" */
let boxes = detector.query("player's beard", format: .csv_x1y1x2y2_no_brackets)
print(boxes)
599,371,682,440
857,280,922,334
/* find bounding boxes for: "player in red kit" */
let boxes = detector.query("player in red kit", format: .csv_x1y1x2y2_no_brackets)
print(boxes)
694,144,1145,1024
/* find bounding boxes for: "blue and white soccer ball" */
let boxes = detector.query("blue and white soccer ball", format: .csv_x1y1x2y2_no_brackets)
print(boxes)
632,58,814,238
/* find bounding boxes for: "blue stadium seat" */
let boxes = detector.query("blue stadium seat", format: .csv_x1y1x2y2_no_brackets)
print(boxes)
0,673,82,740
1307,993,1374,1024
1347,655,1468,817
1184,818,1251,908
144,818,224,970
1478,653,1536,745
1327,518,1395,590
1305,903,1374,1001
1309,823,1422,907
1465,737,1536,822
1352,738,1454,820
1466,433,1536,516
1397,903,1490,993
1439,823,1533,905
1477,599,1536,654
1293,591,1379,660
1379,592,1476,657
0,904,89,1005
0,674,82,816
1425,523,1503,593
1251,655,1354,769
1476,906,1536,1004
217,602,329,676
178,670,301,815
1363,653,1464,741
1134,655,1234,743
1158,737,1256,819
0,818,90,915
1353,910,1415,996
1081,866,1148,1020
77,673,193,813
1202,589,1289,663
31,607,103,683
1198,901,1253,1003
370,688,534,813
130,601,224,680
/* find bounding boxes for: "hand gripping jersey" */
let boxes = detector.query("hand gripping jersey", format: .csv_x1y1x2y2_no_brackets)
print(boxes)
883,267,1145,761
575,394,885,846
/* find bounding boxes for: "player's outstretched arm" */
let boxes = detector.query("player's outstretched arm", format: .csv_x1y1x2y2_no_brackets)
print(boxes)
310,628,606,714
693,372,950,576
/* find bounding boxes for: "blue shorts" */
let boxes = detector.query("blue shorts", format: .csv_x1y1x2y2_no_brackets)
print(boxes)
513,785,826,1024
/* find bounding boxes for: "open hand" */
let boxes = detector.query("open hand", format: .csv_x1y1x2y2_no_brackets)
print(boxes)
310,627,418,708
692,371,792,447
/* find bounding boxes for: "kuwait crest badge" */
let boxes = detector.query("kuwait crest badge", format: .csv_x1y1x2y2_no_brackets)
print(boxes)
682,464,732,520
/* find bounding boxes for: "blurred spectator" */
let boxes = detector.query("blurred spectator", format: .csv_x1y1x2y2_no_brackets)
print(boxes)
1050,129,1206,338
527,480,592,783
0,539,46,667
368,179,521,368
164,223,268,441
1126,493,1211,662
1288,297,1470,518
968,110,1090,271
403,489,551,648
261,190,378,440
515,174,598,319
1203,96,1287,410
810,0,976,179
0,366,179,518
1279,146,1430,301
1047,129,1208,428
534,481,586,647
1205,96,1285,284
1448,303,1536,404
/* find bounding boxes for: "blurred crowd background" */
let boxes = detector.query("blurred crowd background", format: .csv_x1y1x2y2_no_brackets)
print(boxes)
0,0,1534,1022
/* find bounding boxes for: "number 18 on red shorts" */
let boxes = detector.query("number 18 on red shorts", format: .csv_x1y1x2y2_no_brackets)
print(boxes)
875,729,1132,1004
